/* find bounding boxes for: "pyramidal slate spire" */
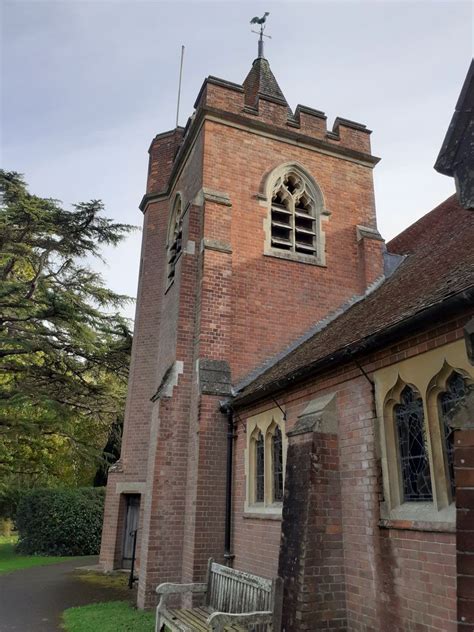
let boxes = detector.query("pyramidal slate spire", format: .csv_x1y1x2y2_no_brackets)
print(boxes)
242,56,289,110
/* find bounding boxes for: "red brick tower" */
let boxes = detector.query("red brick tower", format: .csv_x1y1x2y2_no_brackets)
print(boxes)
100,47,383,608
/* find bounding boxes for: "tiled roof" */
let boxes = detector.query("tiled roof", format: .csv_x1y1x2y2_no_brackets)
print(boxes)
234,195,474,404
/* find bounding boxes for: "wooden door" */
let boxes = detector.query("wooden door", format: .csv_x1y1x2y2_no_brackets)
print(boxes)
122,494,140,569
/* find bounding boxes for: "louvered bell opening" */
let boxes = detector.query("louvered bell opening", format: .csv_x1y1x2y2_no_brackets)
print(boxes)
175,232,182,257
271,186,292,251
167,240,178,281
271,222,292,250
271,204,292,250
295,217,316,254
295,196,316,255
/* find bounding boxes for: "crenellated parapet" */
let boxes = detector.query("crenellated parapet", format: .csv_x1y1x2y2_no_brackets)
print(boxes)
192,74,374,155
141,57,377,212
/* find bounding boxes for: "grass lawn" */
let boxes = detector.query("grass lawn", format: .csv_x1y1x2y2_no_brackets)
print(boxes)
62,601,155,632
0,535,74,575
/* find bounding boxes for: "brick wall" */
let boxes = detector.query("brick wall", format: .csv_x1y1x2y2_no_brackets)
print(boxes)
232,315,469,630
102,65,384,609
279,427,346,631
202,118,381,382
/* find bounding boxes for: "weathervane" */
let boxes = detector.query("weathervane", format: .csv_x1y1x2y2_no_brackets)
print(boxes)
250,12,271,58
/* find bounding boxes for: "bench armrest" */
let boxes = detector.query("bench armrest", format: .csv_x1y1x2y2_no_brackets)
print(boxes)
207,610,273,632
156,582,207,617
156,582,207,596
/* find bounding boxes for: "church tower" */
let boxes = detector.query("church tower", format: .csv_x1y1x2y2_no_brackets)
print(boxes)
100,40,384,608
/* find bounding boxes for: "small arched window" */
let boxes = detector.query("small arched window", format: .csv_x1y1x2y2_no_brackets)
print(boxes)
255,431,265,503
167,194,183,283
438,372,468,499
395,385,432,502
272,426,283,503
270,170,318,257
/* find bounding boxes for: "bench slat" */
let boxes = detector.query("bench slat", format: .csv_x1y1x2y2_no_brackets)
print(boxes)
210,563,272,592
167,608,208,632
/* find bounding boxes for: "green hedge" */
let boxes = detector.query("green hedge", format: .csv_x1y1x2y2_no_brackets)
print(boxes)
16,488,105,556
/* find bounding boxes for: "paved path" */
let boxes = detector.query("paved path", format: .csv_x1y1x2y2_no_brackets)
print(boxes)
0,557,133,631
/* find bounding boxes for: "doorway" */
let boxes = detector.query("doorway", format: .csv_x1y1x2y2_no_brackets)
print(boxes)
121,494,140,569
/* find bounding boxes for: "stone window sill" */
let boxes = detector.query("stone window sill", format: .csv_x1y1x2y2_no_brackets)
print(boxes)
243,504,282,521
243,512,282,521
379,501,455,533
263,249,326,267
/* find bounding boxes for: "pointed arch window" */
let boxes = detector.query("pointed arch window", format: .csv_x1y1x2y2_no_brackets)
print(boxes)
264,164,327,266
438,372,468,498
272,426,283,503
270,171,317,256
395,385,432,502
167,194,183,283
378,349,474,522
246,409,286,513
255,431,265,503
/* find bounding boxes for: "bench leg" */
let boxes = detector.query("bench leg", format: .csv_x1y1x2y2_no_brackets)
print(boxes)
155,607,163,632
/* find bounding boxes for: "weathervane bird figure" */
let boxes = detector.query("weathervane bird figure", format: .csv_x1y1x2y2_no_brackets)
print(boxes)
250,11,271,57
250,12,269,26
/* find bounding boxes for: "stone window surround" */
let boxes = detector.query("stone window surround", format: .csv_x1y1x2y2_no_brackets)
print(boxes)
374,339,474,527
244,407,287,516
260,162,330,267
165,193,195,293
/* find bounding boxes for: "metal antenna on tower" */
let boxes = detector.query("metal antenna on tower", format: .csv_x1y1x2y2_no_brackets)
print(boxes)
176,45,185,128
250,12,271,58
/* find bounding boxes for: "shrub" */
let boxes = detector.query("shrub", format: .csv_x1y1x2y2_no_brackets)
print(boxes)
16,487,105,556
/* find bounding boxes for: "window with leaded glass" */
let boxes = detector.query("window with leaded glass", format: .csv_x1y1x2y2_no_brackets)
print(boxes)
395,385,432,502
272,426,283,502
167,195,183,283
270,172,317,257
255,432,265,503
438,372,467,499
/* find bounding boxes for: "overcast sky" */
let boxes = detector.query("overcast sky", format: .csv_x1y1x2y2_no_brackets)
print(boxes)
2,0,472,320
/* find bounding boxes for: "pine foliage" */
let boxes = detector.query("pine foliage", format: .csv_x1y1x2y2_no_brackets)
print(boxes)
0,170,135,488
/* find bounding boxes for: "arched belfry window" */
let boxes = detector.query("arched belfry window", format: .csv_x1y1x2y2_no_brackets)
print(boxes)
267,166,325,263
438,372,468,498
272,426,283,503
395,385,432,502
167,194,183,283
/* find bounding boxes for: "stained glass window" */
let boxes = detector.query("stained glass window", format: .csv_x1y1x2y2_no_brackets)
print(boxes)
255,432,264,503
395,386,432,501
439,372,467,499
272,426,283,502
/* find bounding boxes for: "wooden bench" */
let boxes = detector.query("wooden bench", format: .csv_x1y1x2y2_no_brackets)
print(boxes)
155,559,282,632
